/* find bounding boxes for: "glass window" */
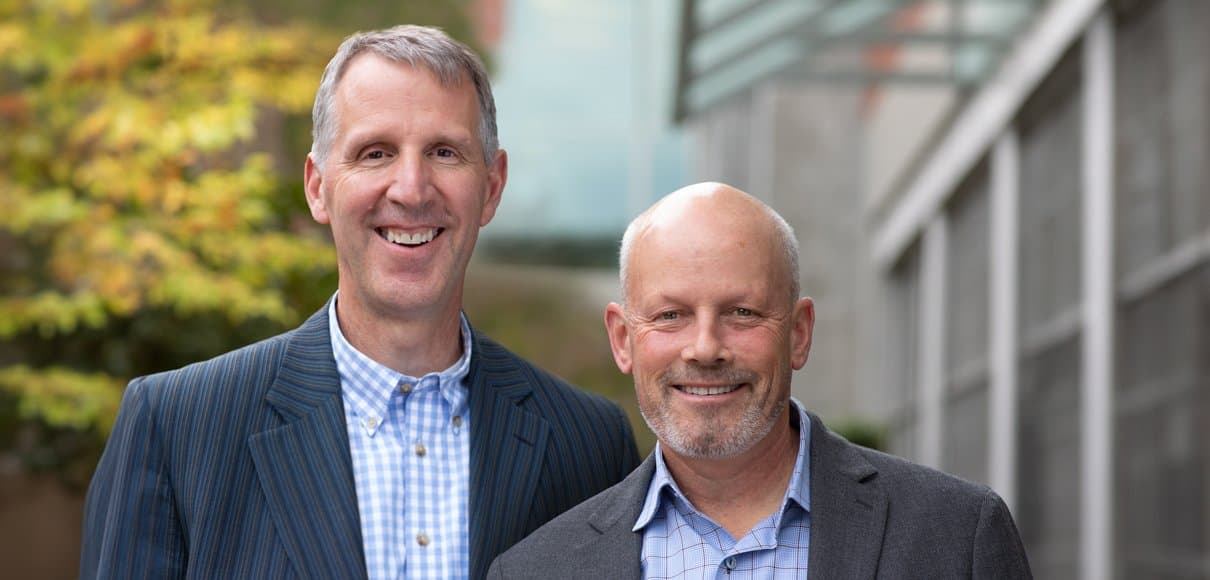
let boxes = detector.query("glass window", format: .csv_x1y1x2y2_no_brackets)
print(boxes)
1114,0,1210,280
1115,267,1209,578
883,243,921,457
942,164,991,483
1015,44,1084,579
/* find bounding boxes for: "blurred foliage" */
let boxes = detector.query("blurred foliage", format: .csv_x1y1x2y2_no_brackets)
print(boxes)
0,0,543,493
218,0,489,69
829,417,888,451
0,0,347,487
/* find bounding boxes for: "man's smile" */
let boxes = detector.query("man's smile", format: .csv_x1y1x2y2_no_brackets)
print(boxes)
376,226,444,246
674,384,742,396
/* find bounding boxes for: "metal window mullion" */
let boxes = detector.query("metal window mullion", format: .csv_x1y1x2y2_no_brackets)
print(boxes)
1080,11,1115,580
917,216,948,469
872,0,1108,269
989,130,1020,511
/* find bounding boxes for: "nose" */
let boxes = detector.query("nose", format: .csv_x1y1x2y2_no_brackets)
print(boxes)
681,317,730,366
384,153,433,207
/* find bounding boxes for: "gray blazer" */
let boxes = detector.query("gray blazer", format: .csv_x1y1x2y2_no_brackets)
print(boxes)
488,412,1032,579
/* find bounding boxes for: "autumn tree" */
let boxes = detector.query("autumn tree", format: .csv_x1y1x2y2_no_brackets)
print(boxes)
0,0,339,484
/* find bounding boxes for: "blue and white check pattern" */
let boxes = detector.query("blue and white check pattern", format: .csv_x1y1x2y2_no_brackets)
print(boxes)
329,298,472,580
634,400,813,579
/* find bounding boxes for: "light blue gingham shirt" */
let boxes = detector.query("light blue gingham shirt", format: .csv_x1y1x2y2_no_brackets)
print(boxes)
634,399,812,579
328,297,472,580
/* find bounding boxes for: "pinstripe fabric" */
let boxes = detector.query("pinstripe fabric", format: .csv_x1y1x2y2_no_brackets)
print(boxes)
467,332,642,580
330,302,473,580
81,302,640,580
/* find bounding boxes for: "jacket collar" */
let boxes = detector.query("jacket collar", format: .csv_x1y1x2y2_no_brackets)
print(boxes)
249,302,369,579
466,328,551,580
805,411,888,579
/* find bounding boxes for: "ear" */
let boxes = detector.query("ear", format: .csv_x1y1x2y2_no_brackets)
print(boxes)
604,302,633,374
304,154,330,224
479,149,508,227
789,296,815,370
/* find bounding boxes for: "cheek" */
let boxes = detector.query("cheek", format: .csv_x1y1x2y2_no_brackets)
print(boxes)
629,333,686,379
729,330,788,366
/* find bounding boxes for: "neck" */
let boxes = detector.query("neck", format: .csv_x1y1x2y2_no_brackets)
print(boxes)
335,292,464,377
662,411,800,539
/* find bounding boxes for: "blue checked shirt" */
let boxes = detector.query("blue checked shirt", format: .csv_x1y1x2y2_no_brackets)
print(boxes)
329,298,472,580
634,400,812,579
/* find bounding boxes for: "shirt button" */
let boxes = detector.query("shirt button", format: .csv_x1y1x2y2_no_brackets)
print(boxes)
365,417,379,429
416,533,430,547
400,382,413,394
415,443,427,457
724,557,737,570
452,415,463,427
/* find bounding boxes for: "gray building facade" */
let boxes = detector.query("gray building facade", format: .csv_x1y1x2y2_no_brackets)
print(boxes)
675,0,1210,578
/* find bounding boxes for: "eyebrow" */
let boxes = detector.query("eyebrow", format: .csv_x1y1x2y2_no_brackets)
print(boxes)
340,128,479,155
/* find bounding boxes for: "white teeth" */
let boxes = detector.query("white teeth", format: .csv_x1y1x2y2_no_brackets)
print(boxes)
680,384,738,396
383,228,437,246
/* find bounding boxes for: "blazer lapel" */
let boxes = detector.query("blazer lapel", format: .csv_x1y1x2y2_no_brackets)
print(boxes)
807,413,888,579
577,456,653,580
248,306,367,579
467,330,551,580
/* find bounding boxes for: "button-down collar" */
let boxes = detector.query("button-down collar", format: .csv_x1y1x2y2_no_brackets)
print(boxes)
634,398,813,533
327,295,473,437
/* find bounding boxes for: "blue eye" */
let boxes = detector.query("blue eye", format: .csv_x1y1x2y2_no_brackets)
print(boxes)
660,311,679,320
735,308,754,316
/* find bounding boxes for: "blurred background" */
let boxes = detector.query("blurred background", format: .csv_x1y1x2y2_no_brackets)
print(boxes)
1,0,1206,578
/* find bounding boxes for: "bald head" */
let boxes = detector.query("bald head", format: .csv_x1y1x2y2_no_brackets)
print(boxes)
618,182,800,305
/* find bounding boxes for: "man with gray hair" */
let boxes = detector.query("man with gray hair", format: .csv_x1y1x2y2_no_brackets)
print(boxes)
489,182,1031,578
81,25,638,580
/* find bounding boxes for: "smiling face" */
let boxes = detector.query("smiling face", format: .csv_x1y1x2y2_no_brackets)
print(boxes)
304,53,506,325
605,185,814,459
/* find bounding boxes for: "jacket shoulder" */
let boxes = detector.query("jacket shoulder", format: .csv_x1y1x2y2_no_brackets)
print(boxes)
131,328,299,410
855,443,995,504
474,334,625,414
490,460,651,579
473,335,634,439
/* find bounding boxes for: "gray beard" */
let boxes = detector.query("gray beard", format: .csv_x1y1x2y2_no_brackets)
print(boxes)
641,395,785,459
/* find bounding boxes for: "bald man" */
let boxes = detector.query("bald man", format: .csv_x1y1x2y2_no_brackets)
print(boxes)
488,183,1032,579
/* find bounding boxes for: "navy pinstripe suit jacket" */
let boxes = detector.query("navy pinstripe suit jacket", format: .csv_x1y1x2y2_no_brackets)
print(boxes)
80,304,640,579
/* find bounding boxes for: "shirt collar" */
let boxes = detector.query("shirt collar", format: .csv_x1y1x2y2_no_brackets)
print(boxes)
633,398,813,532
328,293,474,433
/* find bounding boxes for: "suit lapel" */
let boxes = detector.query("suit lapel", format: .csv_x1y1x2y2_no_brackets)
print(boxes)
248,306,367,579
578,456,653,580
467,331,551,580
807,413,887,579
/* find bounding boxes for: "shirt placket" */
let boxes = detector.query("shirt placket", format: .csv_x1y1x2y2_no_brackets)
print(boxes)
404,375,441,576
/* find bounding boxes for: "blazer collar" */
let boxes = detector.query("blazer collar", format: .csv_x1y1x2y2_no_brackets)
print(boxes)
575,413,889,580
578,455,654,580
249,303,368,579
466,328,550,580
806,412,887,579
588,454,656,535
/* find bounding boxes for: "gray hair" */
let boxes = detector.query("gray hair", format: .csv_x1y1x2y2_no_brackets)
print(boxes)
618,193,800,305
310,25,498,167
